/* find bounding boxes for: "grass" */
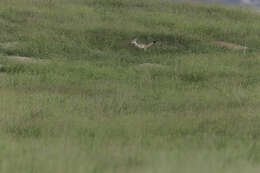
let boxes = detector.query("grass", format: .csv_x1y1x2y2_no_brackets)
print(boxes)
1,0,260,172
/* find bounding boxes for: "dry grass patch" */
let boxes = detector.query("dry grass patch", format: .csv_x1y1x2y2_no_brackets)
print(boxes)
213,41,248,50
0,42,19,50
6,56,48,64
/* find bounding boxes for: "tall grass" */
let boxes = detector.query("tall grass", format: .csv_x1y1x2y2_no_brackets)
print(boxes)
0,0,260,172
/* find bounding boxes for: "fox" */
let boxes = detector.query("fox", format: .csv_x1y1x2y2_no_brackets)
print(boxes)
130,38,158,50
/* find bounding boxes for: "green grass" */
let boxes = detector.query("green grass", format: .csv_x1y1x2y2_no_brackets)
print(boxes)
1,0,260,172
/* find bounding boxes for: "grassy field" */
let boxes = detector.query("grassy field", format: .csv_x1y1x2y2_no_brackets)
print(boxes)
1,0,260,172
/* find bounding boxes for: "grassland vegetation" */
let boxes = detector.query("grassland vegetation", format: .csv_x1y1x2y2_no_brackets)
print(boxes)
1,0,260,172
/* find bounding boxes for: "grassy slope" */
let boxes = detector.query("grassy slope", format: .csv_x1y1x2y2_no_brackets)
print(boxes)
1,0,260,172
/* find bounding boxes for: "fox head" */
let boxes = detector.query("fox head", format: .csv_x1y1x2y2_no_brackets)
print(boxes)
130,38,137,45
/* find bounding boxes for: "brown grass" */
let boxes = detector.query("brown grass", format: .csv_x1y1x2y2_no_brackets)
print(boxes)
214,41,248,50
6,56,48,64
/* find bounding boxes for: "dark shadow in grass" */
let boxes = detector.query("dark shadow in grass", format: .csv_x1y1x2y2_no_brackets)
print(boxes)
86,0,152,9
2,63,38,75
179,72,208,83
4,110,47,138
0,64,6,73
3,63,28,74
240,75,260,89
0,8,39,25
